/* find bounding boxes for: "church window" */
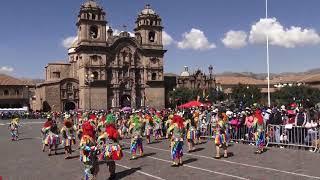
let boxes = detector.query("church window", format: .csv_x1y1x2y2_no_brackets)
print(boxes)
16,89,20,95
136,33,142,44
4,90,9,96
67,83,72,91
89,26,98,39
152,73,157,80
53,72,61,79
92,71,99,80
149,31,155,42
92,14,96,20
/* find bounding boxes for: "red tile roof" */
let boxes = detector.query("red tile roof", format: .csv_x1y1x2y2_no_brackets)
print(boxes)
0,74,29,86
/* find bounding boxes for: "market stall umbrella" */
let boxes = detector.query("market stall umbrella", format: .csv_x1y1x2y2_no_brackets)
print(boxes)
178,101,206,109
121,107,131,112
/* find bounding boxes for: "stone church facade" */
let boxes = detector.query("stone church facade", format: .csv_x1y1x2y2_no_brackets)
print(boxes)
36,1,166,112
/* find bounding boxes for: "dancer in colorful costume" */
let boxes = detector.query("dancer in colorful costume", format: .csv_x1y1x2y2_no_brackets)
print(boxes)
97,114,123,180
144,114,154,144
9,117,19,141
193,111,202,144
42,115,60,156
214,113,228,159
128,114,143,160
185,118,196,152
153,113,163,140
253,110,266,154
119,116,129,139
80,121,98,180
60,115,76,159
167,115,185,167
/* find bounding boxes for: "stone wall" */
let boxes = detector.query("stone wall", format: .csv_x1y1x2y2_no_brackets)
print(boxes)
145,87,165,109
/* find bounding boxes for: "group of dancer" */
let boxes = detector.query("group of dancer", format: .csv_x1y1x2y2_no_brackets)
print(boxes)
9,106,267,180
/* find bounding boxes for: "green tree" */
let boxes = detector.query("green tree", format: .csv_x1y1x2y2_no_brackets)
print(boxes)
168,88,201,108
207,88,226,103
231,84,262,107
273,85,320,108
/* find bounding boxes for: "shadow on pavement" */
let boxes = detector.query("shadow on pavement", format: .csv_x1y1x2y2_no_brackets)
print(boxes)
227,152,234,157
116,167,142,180
148,141,162,145
140,152,156,158
68,155,80,160
17,137,35,141
189,147,204,153
183,158,198,164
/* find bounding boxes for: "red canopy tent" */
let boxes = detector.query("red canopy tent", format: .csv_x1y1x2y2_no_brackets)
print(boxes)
178,101,206,109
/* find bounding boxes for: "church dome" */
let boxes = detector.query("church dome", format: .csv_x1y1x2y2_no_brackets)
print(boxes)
141,4,156,15
82,0,100,8
180,71,190,77
180,66,190,77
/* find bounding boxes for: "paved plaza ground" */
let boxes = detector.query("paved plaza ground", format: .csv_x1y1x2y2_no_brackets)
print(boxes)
1,119,320,180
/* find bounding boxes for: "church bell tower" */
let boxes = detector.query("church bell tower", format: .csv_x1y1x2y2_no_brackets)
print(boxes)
74,0,108,110
77,0,107,47
134,4,163,49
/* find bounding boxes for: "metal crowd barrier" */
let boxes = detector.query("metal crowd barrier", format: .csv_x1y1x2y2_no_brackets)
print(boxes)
200,123,320,153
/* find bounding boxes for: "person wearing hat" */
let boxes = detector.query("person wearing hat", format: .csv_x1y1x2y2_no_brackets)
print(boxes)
214,113,229,159
128,114,144,160
80,121,98,180
43,115,60,156
97,113,122,180
144,114,154,144
184,118,196,152
253,110,266,154
60,115,76,159
167,115,185,167
153,113,163,141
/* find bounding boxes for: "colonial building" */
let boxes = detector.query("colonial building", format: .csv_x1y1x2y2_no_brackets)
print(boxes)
0,74,33,110
176,65,216,90
36,1,166,111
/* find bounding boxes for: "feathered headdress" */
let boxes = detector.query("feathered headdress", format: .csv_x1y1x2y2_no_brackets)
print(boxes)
132,115,141,128
105,124,119,141
43,119,53,128
153,115,161,123
255,110,264,125
106,114,116,125
82,121,95,139
172,115,185,129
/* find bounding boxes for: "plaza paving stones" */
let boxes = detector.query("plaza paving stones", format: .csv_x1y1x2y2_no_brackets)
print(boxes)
1,120,320,180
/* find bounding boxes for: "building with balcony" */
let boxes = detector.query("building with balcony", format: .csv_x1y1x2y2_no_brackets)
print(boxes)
0,74,32,110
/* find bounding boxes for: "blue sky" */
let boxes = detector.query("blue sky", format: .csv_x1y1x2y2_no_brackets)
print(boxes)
1,0,320,78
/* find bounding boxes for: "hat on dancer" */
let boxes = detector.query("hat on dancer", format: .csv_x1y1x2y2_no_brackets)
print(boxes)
172,115,184,129
254,109,264,125
82,121,95,140
104,114,119,141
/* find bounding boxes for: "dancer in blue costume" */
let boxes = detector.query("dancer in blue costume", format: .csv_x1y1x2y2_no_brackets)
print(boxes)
167,115,185,167
253,110,266,154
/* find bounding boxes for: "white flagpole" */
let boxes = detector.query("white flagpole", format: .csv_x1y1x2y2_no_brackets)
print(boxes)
266,0,271,107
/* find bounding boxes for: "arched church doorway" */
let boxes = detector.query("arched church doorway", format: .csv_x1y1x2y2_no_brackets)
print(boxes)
120,95,131,108
64,101,76,111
